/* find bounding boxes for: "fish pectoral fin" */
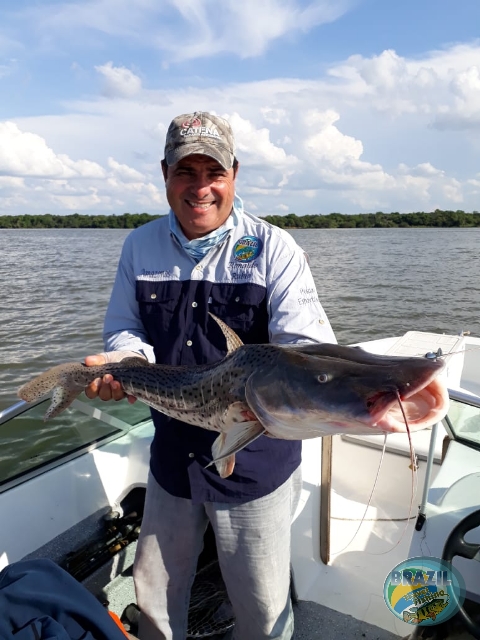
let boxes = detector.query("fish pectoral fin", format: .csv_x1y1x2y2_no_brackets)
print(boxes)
212,421,265,461
207,422,265,478
45,385,80,420
212,451,236,479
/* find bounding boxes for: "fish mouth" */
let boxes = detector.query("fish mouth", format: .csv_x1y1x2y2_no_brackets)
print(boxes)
367,375,449,433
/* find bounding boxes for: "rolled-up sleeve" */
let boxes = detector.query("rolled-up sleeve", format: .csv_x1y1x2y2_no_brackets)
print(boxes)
103,235,156,362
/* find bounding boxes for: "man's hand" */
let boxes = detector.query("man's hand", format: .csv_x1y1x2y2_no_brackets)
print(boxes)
84,351,142,404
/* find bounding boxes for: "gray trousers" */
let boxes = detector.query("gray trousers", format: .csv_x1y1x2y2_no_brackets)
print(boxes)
133,468,302,640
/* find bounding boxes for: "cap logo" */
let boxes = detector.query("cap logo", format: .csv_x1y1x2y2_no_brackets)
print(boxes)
182,117,201,128
165,112,235,169
180,125,221,140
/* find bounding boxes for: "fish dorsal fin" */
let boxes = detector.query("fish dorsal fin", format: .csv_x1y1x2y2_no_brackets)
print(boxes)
208,312,244,353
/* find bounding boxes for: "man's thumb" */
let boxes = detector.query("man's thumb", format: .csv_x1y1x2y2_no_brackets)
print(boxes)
84,354,108,367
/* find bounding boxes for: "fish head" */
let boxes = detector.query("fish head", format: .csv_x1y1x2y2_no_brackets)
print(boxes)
245,345,449,438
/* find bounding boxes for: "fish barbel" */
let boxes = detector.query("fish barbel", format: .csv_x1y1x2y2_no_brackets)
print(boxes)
18,316,449,478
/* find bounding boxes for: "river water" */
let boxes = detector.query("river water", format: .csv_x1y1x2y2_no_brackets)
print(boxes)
1,227,479,414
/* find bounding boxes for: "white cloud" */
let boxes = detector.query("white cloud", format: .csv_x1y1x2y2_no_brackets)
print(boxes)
442,181,463,203
95,62,142,98
0,122,106,179
304,109,363,167
327,42,480,128
2,38,480,216
434,65,480,130
228,112,298,167
261,107,289,125
108,157,145,182
0,121,165,214
14,0,354,61
399,163,444,178
156,0,351,60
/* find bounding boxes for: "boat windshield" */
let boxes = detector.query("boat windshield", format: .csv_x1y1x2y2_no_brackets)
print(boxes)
0,395,151,489
447,392,480,450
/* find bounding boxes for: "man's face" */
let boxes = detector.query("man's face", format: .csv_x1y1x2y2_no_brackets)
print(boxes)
163,154,237,240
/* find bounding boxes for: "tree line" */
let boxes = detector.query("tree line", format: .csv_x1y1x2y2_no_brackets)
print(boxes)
0,212,160,229
0,209,480,229
263,210,480,228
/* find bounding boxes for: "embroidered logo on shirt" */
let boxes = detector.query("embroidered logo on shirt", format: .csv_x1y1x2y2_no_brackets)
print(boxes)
233,236,263,263
137,269,173,281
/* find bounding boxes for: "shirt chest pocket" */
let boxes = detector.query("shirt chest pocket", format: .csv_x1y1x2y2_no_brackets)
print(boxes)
136,281,182,333
208,285,267,333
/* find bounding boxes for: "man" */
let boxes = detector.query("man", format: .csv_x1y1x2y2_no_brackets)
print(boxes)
85,111,336,640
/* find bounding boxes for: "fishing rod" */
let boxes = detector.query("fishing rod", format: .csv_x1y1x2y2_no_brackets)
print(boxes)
61,511,142,582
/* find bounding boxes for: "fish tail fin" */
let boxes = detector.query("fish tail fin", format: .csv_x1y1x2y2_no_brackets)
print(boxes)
18,363,90,420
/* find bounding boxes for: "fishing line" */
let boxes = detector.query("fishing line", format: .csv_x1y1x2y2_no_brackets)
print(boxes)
363,391,419,556
330,433,387,556
331,391,420,557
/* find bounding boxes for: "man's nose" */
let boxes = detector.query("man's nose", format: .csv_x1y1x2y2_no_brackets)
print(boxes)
190,172,212,196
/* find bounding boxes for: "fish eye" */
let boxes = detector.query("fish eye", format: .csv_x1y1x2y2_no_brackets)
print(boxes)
317,373,329,384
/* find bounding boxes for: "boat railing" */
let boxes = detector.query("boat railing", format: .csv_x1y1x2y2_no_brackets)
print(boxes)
448,387,480,408
0,399,42,425
0,396,150,432
0,394,153,494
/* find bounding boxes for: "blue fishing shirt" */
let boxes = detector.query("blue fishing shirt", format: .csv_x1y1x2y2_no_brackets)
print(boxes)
103,201,336,504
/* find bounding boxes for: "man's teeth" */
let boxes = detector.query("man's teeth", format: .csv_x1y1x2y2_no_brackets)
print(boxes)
188,201,213,209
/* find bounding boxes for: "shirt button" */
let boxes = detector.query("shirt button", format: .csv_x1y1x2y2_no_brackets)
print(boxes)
186,340,193,346
235,296,240,302
188,452,195,458
192,301,198,308
195,265,203,271
150,293,157,300
319,318,325,324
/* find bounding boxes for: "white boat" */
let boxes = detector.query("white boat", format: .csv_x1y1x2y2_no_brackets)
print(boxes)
0,330,479,639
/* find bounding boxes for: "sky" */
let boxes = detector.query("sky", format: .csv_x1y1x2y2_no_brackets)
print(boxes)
0,0,480,217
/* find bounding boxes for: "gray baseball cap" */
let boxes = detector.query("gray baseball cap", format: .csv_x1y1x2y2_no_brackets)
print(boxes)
164,111,236,170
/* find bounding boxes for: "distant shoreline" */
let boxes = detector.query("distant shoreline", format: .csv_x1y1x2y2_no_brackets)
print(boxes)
0,210,479,229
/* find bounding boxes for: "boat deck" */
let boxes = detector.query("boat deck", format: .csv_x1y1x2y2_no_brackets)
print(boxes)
77,541,479,640
72,537,403,639
294,601,401,639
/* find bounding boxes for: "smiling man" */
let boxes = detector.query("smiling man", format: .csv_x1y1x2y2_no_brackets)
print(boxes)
84,111,336,640
162,113,238,239
162,154,236,238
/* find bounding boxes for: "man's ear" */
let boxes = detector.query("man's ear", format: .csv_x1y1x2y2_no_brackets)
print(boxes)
161,159,168,181
232,158,239,179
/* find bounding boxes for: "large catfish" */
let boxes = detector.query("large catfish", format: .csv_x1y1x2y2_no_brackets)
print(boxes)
18,315,448,478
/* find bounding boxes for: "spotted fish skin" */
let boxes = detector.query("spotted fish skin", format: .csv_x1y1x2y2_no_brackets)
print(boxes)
18,347,279,423
17,346,282,477
17,315,449,478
